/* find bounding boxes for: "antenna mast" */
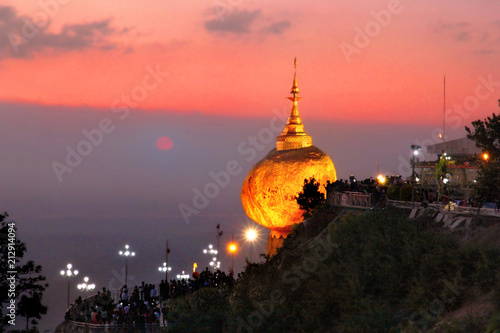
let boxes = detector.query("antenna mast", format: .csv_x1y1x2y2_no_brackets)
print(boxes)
442,76,446,156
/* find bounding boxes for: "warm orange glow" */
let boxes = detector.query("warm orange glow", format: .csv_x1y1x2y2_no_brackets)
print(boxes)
0,3,498,126
241,62,337,256
483,153,489,160
241,146,336,235
377,174,386,184
245,229,257,242
228,243,238,253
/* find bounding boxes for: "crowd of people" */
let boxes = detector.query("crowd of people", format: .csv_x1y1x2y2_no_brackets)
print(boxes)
169,267,234,297
325,175,499,211
325,175,403,194
65,268,235,328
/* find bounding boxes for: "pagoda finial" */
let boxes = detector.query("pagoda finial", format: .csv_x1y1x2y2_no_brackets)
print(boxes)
291,57,299,98
276,57,312,151
294,57,297,77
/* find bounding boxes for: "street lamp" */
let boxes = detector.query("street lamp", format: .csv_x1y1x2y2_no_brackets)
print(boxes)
245,229,258,262
203,244,219,271
209,256,221,270
216,224,223,265
410,145,421,209
77,276,96,292
60,263,79,308
77,277,95,324
164,240,171,281
118,244,135,287
158,262,172,280
176,271,190,280
228,240,238,274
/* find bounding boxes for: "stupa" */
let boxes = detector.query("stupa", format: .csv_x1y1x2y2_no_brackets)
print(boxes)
241,59,337,256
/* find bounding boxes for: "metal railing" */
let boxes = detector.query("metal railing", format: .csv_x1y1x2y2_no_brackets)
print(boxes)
387,200,499,216
328,191,373,209
61,320,166,332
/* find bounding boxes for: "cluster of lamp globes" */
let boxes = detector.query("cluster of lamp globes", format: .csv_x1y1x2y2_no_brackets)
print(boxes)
59,263,95,292
118,244,135,258
158,262,172,273
203,244,220,269
61,233,261,291
77,277,96,292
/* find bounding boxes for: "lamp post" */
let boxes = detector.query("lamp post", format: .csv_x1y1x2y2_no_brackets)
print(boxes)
77,277,95,324
165,240,171,281
228,235,238,274
158,262,172,280
411,145,421,209
118,244,135,287
203,244,219,271
176,271,189,280
245,229,257,262
60,263,79,308
77,276,96,293
216,224,223,265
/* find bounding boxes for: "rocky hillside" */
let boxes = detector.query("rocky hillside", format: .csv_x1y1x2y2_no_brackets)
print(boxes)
166,205,500,332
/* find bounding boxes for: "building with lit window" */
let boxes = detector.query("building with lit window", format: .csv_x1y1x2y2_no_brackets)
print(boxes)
416,137,482,198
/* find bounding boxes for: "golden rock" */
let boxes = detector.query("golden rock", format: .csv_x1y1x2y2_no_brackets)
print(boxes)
241,58,337,256
241,146,336,254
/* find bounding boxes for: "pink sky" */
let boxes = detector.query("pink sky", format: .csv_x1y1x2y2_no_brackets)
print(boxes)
1,3,500,329
1,0,499,126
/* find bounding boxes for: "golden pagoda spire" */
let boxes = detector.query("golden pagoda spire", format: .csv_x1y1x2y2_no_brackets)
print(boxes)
291,57,299,98
276,57,312,151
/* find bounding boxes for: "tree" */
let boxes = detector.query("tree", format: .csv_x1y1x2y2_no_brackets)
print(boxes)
465,112,500,160
18,292,47,331
434,156,455,202
296,177,325,219
0,213,48,330
473,160,500,202
466,110,500,202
